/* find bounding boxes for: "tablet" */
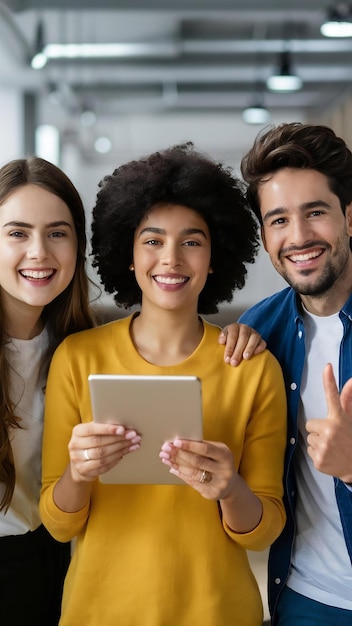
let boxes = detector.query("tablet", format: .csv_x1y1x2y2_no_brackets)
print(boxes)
88,374,203,485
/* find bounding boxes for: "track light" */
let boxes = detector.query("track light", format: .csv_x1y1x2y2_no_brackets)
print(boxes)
321,2,352,37
266,50,302,92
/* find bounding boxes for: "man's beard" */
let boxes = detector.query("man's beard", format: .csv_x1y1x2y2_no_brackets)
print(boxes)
280,264,342,296
274,240,350,297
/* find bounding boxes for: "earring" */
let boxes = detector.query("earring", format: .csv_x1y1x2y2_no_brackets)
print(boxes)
129,263,134,271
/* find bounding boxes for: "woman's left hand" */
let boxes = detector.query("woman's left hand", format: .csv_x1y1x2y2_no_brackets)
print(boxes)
159,438,238,499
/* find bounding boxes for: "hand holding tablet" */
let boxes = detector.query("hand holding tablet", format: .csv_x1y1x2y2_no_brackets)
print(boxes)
88,374,203,484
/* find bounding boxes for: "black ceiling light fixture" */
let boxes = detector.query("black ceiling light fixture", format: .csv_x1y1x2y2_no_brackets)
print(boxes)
266,21,302,93
266,49,302,92
321,1,352,37
242,37,271,125
31,19,48,69
242,91,271,125
242,102,271,125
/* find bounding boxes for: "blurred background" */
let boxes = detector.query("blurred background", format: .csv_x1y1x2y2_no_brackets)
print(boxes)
3,2,352,619
1,0,352,316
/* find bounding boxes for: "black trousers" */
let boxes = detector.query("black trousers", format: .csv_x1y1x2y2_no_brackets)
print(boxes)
0,524,70,626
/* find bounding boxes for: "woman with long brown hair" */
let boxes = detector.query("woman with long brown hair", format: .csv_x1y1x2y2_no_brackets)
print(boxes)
0,156,94,625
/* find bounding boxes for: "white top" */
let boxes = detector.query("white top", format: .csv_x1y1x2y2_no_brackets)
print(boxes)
0,327,50,536
287,309,352,609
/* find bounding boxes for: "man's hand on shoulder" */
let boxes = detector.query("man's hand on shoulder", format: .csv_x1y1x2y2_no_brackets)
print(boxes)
218,323,266,367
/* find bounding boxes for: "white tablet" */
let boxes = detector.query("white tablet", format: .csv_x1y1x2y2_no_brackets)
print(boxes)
88,374,203,485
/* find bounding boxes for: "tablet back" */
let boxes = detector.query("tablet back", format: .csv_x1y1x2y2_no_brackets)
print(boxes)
88,374,203,484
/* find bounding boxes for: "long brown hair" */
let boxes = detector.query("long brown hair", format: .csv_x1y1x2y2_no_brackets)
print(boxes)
0,156,95,511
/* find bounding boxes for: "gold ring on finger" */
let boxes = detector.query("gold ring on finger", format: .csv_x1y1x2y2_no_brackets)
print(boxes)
199,469,212,483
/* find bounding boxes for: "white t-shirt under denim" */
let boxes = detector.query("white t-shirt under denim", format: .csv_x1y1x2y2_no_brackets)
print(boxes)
287,310,352,609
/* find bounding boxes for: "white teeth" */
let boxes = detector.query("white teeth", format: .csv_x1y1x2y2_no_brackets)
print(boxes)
289,250,321,262
154,275,187,285
20,270,54,279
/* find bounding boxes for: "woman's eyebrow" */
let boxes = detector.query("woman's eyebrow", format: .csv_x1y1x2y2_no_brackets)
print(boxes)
138,226,208,238
3,220,73,228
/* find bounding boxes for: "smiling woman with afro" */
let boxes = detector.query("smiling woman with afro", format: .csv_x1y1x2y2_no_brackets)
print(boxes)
91,142,259,313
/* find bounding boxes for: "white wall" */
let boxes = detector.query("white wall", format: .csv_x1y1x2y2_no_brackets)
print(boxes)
0,90,23,164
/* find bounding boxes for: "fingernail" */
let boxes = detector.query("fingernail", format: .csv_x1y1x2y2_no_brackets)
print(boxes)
230,359,239,367
125,430,138,440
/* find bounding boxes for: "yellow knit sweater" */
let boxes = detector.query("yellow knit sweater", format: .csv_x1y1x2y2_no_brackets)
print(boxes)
40,316,287,626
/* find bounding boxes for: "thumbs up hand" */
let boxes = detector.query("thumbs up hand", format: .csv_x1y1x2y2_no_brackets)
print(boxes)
306,363,352,484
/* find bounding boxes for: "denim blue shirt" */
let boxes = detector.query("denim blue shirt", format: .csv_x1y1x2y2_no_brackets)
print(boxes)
240,287,352,621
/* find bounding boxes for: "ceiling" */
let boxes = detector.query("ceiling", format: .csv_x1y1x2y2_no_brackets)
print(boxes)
0,0,352,154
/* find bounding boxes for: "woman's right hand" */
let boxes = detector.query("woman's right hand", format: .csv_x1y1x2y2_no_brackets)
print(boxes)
68,422,141,482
